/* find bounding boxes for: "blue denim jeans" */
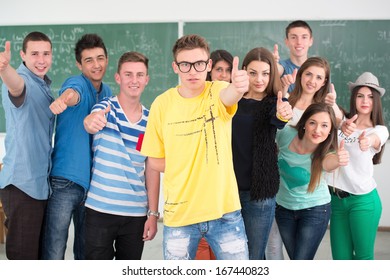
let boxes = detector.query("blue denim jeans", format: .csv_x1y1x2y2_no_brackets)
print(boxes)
41,176,87,260
275,203,330,260
163,210,249,260
239,191,275,260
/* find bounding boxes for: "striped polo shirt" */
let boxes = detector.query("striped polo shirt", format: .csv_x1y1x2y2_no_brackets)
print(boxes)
85,96,149,216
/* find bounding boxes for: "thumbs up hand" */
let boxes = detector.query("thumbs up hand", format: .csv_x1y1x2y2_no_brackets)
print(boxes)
281,68,297,95
325,83,337,107
0,41,11,72
273,44,280,64
231,56,249,95
358,130,371,151
341,114,357,137
50,89,77,115
84,104,111,134
276,91,292,122
337,140,349,166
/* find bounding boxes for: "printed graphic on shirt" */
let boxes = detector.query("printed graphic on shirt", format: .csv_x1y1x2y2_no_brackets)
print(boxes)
168,102,221,164
279,158,310,189
338,131,358,144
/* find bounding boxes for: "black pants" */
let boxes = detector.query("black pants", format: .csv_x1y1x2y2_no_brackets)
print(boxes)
0,185,47,260
85,208,146,260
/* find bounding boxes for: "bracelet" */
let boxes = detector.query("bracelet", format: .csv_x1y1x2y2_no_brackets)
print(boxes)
276,112,289,122
147,210,160,219
338,119,345,130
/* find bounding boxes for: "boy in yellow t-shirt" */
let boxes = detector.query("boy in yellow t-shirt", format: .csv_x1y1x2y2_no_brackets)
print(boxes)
141,34,249,260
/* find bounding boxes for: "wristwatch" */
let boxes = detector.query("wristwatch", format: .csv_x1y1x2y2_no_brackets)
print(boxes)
147,210,160,219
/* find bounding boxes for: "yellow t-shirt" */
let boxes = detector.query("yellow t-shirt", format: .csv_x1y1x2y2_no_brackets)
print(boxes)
141,81,241,227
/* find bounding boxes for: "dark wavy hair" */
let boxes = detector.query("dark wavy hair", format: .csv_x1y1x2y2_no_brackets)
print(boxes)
75,33,107,64
206,49,233,81
347,85,386,164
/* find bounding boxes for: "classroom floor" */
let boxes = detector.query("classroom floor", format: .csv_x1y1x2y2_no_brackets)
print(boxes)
0,221,389,260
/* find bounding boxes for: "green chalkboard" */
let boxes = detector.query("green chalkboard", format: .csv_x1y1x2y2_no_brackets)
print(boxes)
185,20,390,128
1,20,390,132
0,23,178,132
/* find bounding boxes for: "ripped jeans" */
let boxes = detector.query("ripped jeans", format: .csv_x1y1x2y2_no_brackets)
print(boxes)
163,210,249,260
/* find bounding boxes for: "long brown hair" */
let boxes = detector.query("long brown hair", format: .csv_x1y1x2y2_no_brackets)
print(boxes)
295,103,338,192
288,57,330,108
241,47,282,97
348,86,386,164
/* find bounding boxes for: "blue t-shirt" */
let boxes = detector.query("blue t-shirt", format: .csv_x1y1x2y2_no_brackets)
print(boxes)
280,58,300,93
50,74,112,191
85,97,149,216
275,126,330,210
0,63,55,199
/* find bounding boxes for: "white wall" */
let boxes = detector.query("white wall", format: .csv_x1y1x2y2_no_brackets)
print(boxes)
373,146,390,228
1,0,390,226
1,0,390,25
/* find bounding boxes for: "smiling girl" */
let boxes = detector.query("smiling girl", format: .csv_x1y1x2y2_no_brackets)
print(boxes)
232,47,292,260
275,103,349,260
287,56,343,126
328,72,388,260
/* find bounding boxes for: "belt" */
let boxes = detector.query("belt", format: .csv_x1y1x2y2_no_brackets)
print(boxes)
328,186,351,199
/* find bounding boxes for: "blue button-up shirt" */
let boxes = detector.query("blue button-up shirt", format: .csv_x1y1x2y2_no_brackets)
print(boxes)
0,63,55,200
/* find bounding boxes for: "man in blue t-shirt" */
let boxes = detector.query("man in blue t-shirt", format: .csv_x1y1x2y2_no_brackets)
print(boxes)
41,34,112,260
275,20,313,93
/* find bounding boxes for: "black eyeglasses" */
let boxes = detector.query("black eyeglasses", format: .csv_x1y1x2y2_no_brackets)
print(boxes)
175,60,209,73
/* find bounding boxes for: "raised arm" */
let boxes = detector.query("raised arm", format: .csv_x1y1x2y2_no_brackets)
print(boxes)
324,83,344,123
0,41,25,97
49,88,80,115
358,130,382,151
323,140,349,172
276,91,292,122
280,68,297,96
219,56,249,107
273,44,284,76
83,105,111,134
340,114,358,137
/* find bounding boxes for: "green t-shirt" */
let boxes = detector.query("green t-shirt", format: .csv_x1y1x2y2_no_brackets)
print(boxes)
276,126,330,210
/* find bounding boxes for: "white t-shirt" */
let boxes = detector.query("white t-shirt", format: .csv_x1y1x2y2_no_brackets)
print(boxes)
288,107,304,126
327,125,389,195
